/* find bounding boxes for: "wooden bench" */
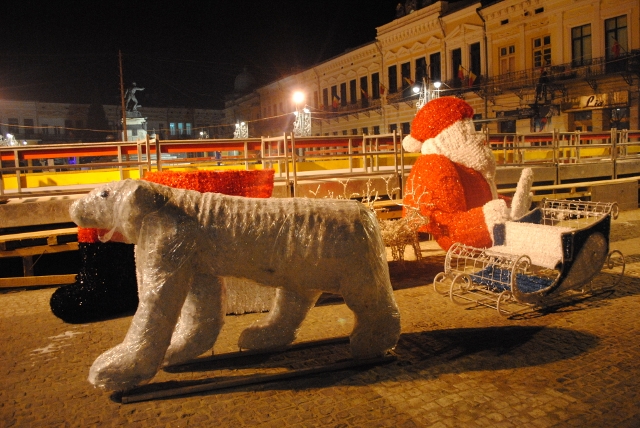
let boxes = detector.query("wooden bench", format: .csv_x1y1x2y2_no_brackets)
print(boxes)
0,227,78,289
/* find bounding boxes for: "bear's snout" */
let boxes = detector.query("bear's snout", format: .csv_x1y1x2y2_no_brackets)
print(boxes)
69,190,111,229
69,197,90,227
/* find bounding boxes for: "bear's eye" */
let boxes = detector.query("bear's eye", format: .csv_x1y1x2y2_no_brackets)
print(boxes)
99,190,110,198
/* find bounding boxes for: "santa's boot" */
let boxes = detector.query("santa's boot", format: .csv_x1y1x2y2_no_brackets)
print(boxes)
50,228,138,323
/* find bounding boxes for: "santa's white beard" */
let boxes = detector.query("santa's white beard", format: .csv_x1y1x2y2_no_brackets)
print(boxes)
420,119,497,197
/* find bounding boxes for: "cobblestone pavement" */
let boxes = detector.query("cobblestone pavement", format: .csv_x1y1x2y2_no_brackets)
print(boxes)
1,210,639,427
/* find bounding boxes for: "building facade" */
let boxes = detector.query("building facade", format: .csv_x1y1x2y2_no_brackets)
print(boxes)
0,100,226,144
2,0,638,142
225,0,639,137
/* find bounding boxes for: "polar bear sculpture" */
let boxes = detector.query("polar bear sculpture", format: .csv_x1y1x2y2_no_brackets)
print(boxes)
70,179,401,390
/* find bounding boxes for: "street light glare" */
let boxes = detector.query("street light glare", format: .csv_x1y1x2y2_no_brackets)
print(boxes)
293,91,305,104
433,81,442,89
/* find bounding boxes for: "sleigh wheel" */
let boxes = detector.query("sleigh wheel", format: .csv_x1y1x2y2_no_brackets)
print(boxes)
449,274,472,306
604,250,625,288
496,290,514,316
433,272,450,296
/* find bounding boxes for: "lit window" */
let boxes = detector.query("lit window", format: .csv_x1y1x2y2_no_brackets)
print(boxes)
170,123,176,136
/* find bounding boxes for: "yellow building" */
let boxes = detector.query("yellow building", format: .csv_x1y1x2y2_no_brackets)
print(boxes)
225,0,639,137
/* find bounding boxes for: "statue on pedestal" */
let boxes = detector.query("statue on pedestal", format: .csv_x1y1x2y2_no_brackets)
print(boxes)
125,82,144,112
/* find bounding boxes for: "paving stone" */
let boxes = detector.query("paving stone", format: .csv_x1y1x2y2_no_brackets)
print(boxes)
1,209,640,426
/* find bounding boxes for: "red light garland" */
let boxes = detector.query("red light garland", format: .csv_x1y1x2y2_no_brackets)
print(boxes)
78,170,275,243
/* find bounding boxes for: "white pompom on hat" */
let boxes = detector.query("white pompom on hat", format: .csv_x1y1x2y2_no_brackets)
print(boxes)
402,97,475,153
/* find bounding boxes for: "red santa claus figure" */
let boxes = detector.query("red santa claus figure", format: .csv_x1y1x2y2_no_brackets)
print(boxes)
403,97,532,251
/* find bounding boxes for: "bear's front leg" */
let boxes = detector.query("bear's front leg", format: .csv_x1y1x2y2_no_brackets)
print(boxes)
238,288,321,351
89,218,196,390
163,270,225,367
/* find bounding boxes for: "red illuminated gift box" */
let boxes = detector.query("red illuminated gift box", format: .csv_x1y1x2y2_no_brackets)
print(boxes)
51,170,275,323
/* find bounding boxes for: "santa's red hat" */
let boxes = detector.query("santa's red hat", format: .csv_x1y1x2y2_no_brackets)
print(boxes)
404,96,498,194
402,97,475,153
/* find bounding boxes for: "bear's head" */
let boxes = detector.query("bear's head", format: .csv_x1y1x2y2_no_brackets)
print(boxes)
70,179,170,244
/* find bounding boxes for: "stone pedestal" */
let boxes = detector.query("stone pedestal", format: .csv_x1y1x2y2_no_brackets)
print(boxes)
123,111,147,141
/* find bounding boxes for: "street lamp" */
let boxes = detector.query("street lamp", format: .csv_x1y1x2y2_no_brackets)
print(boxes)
414,78,443,111
292,91,305,106
414,79,430,111
433,81,442,99
292,92,311,137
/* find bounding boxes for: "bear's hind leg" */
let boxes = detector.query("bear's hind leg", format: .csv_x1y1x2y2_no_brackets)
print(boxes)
341,276,400,359
163,271,225,366
238,288,321,351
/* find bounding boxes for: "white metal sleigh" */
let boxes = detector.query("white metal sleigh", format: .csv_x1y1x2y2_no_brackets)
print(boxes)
433,199,626,316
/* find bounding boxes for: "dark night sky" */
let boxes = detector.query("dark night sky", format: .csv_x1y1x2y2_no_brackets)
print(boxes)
1,1,399,109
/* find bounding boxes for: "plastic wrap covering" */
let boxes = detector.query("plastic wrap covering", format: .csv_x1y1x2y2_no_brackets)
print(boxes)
223,277,275,315
70,179,400,391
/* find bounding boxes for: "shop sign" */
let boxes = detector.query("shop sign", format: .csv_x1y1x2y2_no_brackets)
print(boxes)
579,94,607,108
575,91,628,109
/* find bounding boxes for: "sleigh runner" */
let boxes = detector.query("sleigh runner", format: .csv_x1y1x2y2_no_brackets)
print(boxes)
433,199,626,316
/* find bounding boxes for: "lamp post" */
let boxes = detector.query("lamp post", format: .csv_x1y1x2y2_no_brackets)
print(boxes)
413,79,442,112
414,78,429,111
433,81,442,99
292,91,311,137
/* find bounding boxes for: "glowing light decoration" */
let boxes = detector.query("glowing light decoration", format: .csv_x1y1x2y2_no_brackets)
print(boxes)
233,121,248,139
1,134,18,146
414,79,442,112
292,91,311,137
293,108,311,137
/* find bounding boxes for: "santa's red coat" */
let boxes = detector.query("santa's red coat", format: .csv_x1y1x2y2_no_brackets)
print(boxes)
404,153,497,251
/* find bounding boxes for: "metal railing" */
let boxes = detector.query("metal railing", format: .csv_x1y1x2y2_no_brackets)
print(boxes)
1,129,639,199
0,132,406,198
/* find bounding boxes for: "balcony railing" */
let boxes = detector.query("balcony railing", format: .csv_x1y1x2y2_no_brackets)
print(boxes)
484,51,640,97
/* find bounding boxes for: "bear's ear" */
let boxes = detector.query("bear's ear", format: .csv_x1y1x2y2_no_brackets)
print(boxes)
152,191,170,208
128,180,169,211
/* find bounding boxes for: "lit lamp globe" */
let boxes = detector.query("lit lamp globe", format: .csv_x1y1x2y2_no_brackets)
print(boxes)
433,81,442,98
292,91,305,106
